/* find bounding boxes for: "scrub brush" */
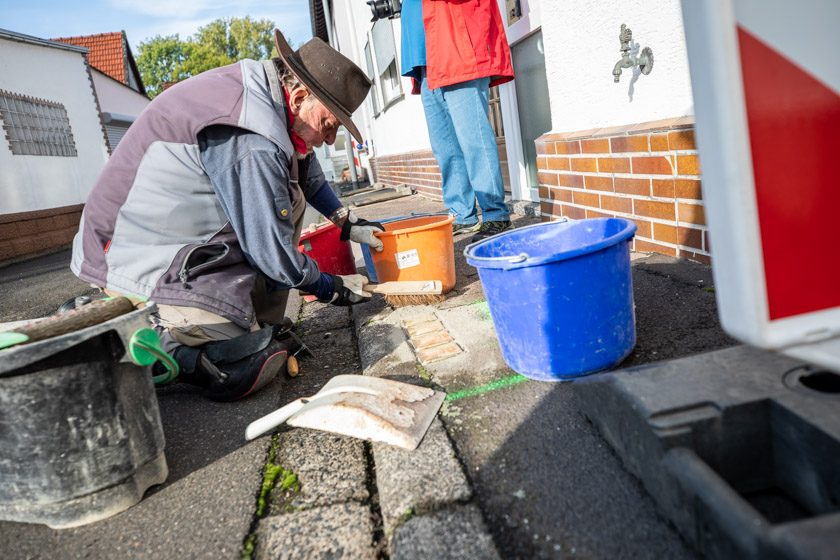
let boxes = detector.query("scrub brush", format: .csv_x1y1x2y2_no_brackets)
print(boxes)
365,281,445,307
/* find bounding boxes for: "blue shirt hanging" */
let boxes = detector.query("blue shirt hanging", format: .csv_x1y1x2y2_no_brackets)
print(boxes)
400,0,426,80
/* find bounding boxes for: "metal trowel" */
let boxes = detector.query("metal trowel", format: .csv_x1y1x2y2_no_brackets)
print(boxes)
245,375,445,450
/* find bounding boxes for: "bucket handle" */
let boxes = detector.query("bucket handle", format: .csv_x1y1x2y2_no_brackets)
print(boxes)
467,252,529,264
464,218,570,264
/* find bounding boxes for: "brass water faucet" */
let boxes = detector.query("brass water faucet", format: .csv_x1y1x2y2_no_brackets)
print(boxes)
613,24,654,82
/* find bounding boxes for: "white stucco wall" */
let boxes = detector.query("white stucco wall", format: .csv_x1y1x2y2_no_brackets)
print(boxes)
91,69,149,117
542,0,694,132
332,0,431,158
0,38,109,213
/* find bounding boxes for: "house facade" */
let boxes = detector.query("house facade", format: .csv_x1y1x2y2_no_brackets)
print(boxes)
0,29,110,263
313,0,707,263
52,32,149,150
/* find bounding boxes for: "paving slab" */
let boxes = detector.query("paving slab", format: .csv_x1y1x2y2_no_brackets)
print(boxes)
391,504,501,560
373,418,472,535
256,502,376,560
269,429,368,513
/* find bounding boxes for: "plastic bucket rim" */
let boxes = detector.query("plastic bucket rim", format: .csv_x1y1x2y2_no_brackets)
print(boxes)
361,211,450,247
464,217,637,270
299,221,338,242
374,214,455,238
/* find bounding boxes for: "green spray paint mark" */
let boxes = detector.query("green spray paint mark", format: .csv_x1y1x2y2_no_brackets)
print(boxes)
470,299,492,320
444,374,529,402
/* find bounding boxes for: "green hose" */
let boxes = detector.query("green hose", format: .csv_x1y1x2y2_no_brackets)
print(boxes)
128,328,180,385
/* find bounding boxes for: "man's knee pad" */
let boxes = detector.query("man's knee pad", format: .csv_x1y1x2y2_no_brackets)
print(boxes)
171,326,303,401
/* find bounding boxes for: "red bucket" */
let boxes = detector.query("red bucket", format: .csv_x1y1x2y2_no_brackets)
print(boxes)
297,222,356,275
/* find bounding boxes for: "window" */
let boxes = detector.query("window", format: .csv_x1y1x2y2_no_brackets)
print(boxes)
0,90,77,156
505,0,523,25
371,19,403,109
379,60,401,107
364,41,380,114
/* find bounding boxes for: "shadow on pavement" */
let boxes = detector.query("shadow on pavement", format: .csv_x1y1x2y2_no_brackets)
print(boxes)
438,248,736,559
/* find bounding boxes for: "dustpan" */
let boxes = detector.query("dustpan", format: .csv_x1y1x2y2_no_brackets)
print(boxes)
245,375,445,450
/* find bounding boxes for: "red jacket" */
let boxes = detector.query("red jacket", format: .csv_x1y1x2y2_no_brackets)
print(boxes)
418,0,514,91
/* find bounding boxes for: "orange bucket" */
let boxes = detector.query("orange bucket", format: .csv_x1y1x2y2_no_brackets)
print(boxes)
370,215,456,293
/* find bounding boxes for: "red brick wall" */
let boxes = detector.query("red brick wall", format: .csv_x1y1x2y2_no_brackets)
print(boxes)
370,140,510,199
536,117,710,264
0,204,83,263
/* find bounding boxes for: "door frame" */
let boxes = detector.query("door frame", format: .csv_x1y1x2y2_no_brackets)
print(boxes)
497,0,543,203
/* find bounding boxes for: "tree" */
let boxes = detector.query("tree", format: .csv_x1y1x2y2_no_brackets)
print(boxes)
136,35,190,98
137,17,282,98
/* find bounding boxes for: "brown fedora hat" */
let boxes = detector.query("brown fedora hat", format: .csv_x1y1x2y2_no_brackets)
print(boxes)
273,30,372,144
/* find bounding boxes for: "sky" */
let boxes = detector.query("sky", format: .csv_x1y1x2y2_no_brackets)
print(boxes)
1,0,313,52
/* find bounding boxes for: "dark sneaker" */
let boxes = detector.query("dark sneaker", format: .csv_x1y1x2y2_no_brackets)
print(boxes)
472,220,512,241
452,221,481,235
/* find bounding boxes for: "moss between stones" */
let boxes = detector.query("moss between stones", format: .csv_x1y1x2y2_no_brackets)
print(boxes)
241,435,301,559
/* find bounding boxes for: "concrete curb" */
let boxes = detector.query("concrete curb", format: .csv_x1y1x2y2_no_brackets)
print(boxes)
352,301,502,558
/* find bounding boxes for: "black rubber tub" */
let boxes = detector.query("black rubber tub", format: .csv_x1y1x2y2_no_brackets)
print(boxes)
0,305,167,529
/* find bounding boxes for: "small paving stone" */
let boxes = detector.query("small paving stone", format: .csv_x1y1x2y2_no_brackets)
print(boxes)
256,503,376,560
373,418,471,535
405,319,444,337
405,320,444,338
391,504,501,560
410,330,454,350
269,429,368,514
401,314,439,330
417,341,463,364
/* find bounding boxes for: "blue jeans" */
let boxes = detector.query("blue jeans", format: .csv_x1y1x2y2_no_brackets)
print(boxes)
420,70,509,225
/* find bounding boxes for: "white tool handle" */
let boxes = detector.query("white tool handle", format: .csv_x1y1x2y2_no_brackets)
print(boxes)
245,384,381,441
245,398,307,440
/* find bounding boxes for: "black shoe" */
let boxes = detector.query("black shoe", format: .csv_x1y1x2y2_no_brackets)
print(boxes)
472,220,512,241
172,328,299,401
452,221,481,235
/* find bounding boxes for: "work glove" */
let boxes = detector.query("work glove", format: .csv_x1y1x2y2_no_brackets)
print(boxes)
339,211,385,252
324,273,373,306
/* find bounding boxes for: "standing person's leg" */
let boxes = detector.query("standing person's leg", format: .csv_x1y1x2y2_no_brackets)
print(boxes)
441,78,510,225
419,69,479,228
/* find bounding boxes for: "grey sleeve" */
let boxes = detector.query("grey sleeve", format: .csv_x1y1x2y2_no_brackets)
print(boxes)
198,125,321,288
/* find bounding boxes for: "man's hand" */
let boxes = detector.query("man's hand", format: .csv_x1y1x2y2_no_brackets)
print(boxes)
340,212,385,252
326,274,372,306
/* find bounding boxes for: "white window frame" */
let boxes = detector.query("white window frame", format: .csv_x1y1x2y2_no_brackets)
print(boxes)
368,19,403,115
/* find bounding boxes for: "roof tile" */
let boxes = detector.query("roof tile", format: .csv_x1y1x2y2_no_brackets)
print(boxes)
51,32,126,85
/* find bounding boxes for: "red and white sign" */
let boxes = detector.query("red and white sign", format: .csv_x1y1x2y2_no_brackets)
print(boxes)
681,0,840,371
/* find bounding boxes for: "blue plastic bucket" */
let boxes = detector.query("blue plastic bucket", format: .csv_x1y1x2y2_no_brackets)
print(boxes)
360,213,447,283
464,218,637,380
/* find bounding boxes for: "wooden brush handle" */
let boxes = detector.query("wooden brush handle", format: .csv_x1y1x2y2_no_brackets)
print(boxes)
11,297,136,344
364,281,442,296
